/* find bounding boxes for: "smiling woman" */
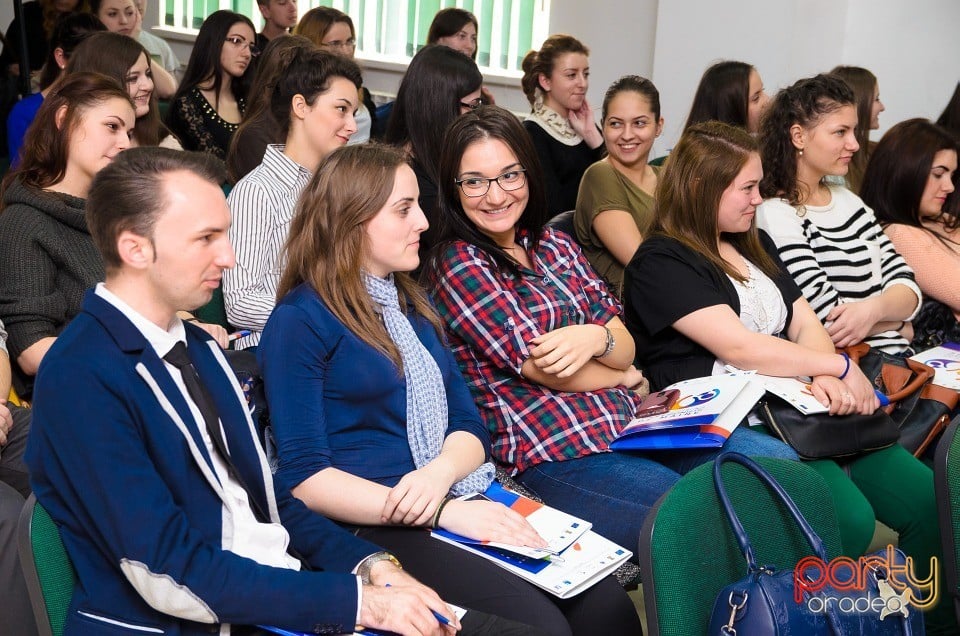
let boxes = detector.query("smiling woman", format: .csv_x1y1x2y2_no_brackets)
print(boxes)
224,48,362,349
165,10,256,159
575,75,663,295
0,73,133,398
521,34,604,217
67,31,176,147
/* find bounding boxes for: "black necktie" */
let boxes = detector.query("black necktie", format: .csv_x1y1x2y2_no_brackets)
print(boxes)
163,341,270,524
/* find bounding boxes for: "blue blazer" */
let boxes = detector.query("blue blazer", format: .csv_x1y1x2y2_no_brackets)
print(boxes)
26,290,380,635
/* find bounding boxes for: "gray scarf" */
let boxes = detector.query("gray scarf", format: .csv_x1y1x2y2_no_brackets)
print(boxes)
364,273,494,496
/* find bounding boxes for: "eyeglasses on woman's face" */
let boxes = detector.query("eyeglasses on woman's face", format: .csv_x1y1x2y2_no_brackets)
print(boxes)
224,35,260,57
455,168,526,197
459,97,484,111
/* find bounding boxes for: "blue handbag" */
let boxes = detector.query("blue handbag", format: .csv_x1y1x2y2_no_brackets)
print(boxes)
707,452,926,635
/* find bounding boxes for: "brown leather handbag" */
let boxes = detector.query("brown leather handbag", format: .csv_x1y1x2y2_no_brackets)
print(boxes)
848,343,959,457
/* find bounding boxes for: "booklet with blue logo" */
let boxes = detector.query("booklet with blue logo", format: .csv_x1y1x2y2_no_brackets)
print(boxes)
430,482,631,599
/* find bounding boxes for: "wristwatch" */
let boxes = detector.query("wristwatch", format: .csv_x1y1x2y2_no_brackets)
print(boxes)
594,325,615,359
357,551,402,585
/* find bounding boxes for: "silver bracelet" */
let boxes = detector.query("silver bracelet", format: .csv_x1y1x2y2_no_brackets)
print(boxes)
594,325,615,358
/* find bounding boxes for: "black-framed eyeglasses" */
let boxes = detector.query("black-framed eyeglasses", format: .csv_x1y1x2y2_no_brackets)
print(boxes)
455,169,526,197
225,36,261,57
459,97,484,111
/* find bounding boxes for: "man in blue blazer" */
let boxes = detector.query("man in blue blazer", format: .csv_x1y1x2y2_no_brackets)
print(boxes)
25,148,465,636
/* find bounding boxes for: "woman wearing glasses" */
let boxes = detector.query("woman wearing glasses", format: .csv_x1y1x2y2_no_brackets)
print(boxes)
166,10,256,159
425,107,797,557
295,6,379,143
385,44,484,260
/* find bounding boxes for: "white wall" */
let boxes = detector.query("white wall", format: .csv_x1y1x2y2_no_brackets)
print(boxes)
652,0,960,151
140,0,960,152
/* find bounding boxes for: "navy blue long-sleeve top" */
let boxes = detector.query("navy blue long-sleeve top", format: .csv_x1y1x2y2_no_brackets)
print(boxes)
259,283,491,493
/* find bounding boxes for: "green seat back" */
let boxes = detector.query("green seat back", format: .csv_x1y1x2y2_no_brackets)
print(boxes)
194,285,232,331
18,495,77,636
934,418,960,624
640,457,844,636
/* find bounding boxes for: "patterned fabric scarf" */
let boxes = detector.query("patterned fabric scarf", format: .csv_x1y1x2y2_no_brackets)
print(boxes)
528,96,582,147
363,273,495,496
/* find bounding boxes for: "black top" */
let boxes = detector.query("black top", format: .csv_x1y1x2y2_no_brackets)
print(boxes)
522,120,603,218
165,87,245,160
1,1,48,71
623,231,802,390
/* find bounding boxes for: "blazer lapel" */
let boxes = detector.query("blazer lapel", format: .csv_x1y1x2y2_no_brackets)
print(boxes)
83,291,225,495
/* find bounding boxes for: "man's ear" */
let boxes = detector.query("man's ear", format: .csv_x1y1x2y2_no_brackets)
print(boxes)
116,230,153,270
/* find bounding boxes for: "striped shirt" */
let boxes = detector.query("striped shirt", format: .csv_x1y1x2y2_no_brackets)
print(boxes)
757,185,921,353
224,145,311,349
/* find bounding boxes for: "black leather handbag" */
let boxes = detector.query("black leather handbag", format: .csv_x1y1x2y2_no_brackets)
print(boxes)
708,452,925,635
850,343,958,457
758,399,899,460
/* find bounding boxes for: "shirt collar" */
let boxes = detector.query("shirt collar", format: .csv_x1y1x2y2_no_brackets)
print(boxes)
261,144,312,192
94,283,186,359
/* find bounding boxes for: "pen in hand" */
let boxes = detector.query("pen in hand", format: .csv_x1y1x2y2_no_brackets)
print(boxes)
383,584,453,626
227,330,252,342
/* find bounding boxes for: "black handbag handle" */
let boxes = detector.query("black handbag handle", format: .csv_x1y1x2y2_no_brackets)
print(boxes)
713,452,828,572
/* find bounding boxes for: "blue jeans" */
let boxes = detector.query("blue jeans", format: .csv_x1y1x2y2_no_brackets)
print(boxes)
516,426,797,557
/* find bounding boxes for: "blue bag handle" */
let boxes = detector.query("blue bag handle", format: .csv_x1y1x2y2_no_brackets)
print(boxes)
713,452,829,572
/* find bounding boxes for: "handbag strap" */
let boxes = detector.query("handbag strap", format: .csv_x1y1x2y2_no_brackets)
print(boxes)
841,344,934,405
713,452,828,572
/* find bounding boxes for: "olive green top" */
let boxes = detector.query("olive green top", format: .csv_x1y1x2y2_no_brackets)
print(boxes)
574,160,659,295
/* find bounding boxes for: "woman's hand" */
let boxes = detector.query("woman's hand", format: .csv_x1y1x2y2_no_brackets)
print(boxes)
568,99,603,148
824,300,881,348
622,366,649,394
438,499,548,549
194,321,230,349
810,365,878,416
528,324,607,378
382,463,455,526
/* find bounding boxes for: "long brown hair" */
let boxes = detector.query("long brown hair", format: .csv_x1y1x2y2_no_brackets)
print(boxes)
3,72,133,196
278,143,442,369
830,66,878,193
653,121,778,282
67,31,164,146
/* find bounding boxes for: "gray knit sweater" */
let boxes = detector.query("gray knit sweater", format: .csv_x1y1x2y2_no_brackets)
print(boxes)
0,179,104,393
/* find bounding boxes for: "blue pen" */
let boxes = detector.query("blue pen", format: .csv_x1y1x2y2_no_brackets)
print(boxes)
384,584,452,626
227,329,252,342
875,389,890,407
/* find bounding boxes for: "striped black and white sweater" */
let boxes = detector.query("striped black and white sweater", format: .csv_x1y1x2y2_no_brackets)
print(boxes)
757,185,921,353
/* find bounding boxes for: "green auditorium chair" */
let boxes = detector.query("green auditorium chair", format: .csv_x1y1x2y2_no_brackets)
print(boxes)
934,417,960,625
639,456,844,636
18,495,76,636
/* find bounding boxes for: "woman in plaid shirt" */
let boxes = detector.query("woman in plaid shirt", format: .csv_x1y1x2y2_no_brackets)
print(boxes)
425,106,797,555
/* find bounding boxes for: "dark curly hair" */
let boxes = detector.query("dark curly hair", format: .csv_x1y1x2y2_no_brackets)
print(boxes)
759,73,855,206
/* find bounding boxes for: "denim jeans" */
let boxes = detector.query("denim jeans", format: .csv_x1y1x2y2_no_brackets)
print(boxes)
516,426,798,557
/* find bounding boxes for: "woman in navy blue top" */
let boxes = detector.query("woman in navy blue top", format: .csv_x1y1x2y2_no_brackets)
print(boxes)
258,143,642,636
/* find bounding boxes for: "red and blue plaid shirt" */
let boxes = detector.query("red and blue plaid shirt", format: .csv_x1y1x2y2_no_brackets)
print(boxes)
430,228,642,475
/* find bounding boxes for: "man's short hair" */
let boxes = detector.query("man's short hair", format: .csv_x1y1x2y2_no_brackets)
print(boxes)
87,147,225,271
